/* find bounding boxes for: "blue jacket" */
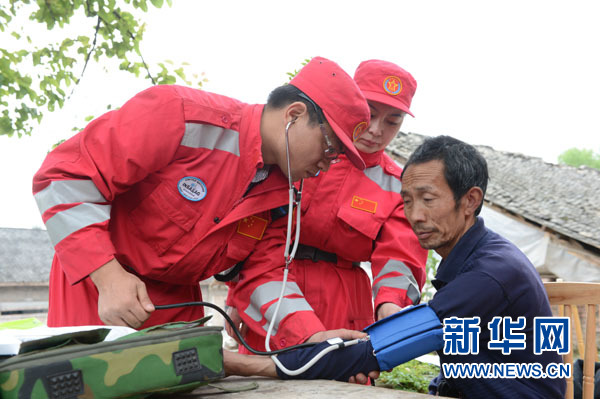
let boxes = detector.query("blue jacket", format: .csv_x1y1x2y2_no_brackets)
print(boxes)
428,217,565,398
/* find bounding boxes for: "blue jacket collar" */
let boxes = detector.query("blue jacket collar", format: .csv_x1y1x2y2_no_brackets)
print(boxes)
432,217,487,289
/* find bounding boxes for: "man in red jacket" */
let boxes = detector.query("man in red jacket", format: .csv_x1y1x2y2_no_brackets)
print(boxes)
225,60,427,353
33,57,370,331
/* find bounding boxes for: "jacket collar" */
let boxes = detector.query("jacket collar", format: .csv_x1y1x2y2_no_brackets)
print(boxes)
358,149,384,168
432,217,487,290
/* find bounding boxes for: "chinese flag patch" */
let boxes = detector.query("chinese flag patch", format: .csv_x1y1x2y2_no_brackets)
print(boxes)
237,215,268,240
351,196,378,214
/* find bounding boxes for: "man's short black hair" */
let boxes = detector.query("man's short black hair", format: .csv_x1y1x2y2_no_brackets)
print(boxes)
266,84,321,126
401,135,489,215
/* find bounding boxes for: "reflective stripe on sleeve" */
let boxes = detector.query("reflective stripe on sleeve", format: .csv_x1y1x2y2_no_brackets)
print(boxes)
263,297,314,335
373,259,420,304
364,165,402,193
181,123,240,156
34,180,107,215
244,281,314,334
45,203,111,246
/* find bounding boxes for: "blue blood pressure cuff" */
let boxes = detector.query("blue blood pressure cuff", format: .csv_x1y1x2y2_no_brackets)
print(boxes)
364,303,444,371
274,339,379,381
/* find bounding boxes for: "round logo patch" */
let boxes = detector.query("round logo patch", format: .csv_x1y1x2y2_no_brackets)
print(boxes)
383,76,403,96
178,177,207,201
352,121,368,142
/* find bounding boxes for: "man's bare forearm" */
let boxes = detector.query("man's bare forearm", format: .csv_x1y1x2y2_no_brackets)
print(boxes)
223,350,277,378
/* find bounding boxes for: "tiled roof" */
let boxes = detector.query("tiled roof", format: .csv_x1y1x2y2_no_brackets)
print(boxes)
388,132,600,251
0,228,53,283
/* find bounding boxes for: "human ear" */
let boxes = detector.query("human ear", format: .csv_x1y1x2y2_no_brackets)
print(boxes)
285,101,308,124
463,186,484,216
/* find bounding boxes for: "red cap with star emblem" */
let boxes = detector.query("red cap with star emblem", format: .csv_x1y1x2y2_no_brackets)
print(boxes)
354,59,417,117
289,57,369,170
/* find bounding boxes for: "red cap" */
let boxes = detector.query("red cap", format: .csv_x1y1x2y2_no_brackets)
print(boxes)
289,57,369,170
354,59,417,117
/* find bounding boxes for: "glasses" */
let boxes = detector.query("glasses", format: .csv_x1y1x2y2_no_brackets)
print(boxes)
297,93,343,164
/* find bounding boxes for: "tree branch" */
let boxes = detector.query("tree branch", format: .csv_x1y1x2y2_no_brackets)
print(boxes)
84,0,96,18
113,10,156,85
68,16,101,99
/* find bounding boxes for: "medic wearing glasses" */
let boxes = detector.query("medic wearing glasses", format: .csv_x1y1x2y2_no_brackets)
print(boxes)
33,57,371,331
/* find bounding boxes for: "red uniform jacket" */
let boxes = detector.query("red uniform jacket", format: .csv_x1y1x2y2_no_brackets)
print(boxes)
33,85,289,327
228,150,428,352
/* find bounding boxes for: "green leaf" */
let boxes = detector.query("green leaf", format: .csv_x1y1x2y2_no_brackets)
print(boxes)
0,115,13,136
77,35,90,45
52,139,66,149
136,0,148,12
378,359,440,393
150,0,164,7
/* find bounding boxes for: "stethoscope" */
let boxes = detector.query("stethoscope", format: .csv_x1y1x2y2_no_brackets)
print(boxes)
264,119,363,376
158,119,363,375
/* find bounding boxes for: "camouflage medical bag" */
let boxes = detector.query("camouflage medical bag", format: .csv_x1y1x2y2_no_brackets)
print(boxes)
0,318,224,398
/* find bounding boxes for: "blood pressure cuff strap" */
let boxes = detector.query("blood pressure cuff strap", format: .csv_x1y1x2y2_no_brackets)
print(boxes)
364,303,444,370
275,340,379,381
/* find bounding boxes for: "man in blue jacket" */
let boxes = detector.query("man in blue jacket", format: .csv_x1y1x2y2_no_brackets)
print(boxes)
400,135,565,398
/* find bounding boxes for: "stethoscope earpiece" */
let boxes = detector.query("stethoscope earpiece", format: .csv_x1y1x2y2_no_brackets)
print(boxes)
286,119,295,131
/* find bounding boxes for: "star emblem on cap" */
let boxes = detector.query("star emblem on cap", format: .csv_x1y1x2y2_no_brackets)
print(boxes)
383,76,403,96
352,121,368,142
